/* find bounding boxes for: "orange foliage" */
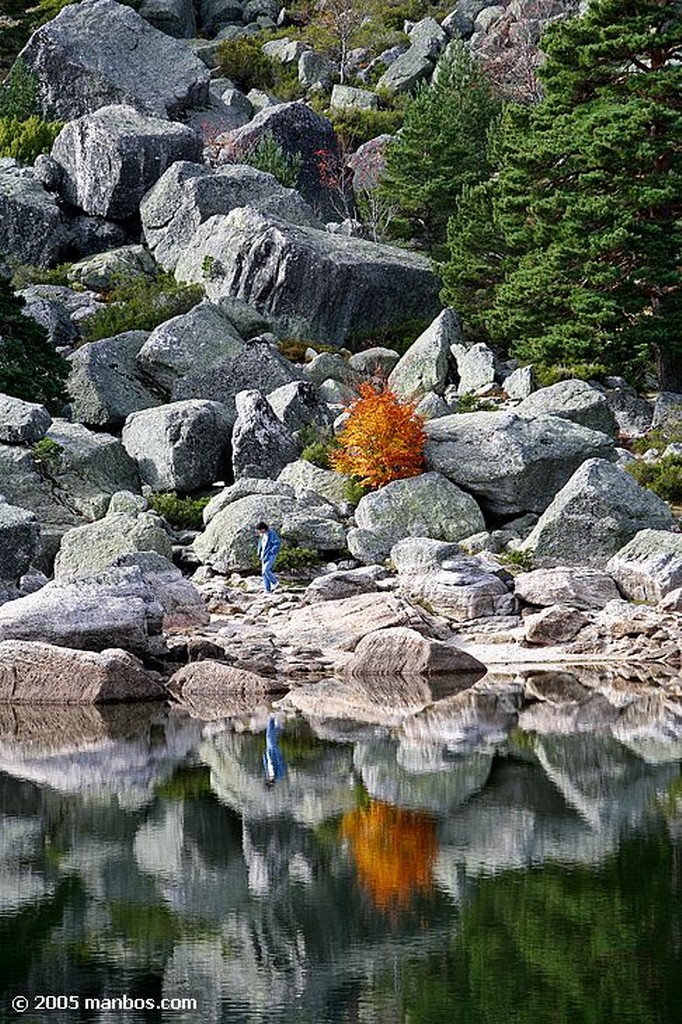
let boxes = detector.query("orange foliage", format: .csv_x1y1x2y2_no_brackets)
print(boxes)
330,382,426,489
341,799,437,912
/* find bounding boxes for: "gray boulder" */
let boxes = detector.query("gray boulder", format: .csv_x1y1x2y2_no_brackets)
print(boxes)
350,472,485,563
606,530,682,603
174,207,441,345
524,605,589,646
198,0,245,35
0,640,164,703
277,459,348,507
67,330,163,430
54,512,172,579
453,341,499,394
521,459,676,566
415,391,451,420
67,245,157,293
122,400,232,492
425,411,616,515
348,346,400,377
652,393,682,430
137,302,245,395
376,41,437,92
388,309,459,401
330,85,379,110
304,565,389,603
216,101,340,212
51,105,201,221
298,50,333,89
398,555,517,621
514,567,620,610
442,1,493,38
138,0,196,37
344,625,484,678
113,550,209,629
141,160,320,272
266,381,334,433
515,379,619,437
503,364,535,400
304,351,362,388
231,389,300,479
19,289,79,349
202,477,294,523
0,395,51,445
599,378,653,438
0,163,70,268
390,537,463,574
172,337,303,417
0,566,164,657
18,0,210,120
192,492,346,571
0,505,41,583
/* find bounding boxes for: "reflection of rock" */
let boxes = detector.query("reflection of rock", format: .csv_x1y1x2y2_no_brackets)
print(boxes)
400,689,521,750
281,675,449,727
168,661,281,720
0,816,53,913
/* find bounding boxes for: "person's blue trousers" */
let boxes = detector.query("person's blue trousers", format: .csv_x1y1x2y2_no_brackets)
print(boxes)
262,556,279,592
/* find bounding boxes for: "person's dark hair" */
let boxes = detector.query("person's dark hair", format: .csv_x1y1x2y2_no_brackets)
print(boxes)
257,521,268,531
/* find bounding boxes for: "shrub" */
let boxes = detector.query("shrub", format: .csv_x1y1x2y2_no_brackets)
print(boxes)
10,262,73,289
626,457,682,504
0,276,69,410
80,271,202,343
217,38,277,92
631,426,682,456
245,136,303,189
330,381,426,488
348,316,432,356
31,437,64,473
300,424,339,468
0,115,62,163
147,493,210,530
455,393,497,413
327,105,404,151
535,362,608,388
276,544,322,571
342,477,369,505
498,548,534,573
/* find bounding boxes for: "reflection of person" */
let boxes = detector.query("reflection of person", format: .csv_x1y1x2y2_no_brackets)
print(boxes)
256,521,281,593
263,716,286,785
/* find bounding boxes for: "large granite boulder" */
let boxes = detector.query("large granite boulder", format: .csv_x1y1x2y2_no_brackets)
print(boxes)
122,400,232,493
231,389,300,479
0,505,41,583
521,459,677,566
111,550,209,628
67,330,162,430
652,392,682,430
268,592,448,651
277,460,348,508
376,39,438,92
171,337,303,415
0,163,70,268
390,537,463,575
452,341,499,395
192,492,346,571
54,511,172,579
141,161,320,272
67,244,157,293
398,555,517,621
524,605,590,646
202,477,294,523
216,101,340,212
388,309,460,401
343,626,485,678
600,378,653,438
198,0,245,35
0,640,164,703
0,566,164,656
514,567,620,610
348,346,400,378
348,472,485,563
606,530,682,603
304,351,362,389
138,0,196,37
425,411,616,516
515,379,619,437
174,207,441,345
266,381,334,434
0,395,51,445
18,0,210,120
303,565,388,603
136,302,245,395
51,105,201,221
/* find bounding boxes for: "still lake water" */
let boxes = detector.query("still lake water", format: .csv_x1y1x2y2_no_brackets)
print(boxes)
0,698,681,1024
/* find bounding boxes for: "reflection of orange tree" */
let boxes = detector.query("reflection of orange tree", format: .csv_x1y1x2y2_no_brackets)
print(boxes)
341,800,437,912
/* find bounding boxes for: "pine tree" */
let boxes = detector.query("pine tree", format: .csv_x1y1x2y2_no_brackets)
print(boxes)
378,42,502,256
482,0,682,387
0,276,69,411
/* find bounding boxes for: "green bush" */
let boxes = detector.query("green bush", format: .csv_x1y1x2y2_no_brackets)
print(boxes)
31,437,64,473
299,425,339,468
498,548,534,572
626,456,682,504
327,105,404,150
276,544,322,571
245,136,303,189
535,362,608,388
343,477,369,505
632,425,682,455
348,316,432,356
0,115,62,163
147,493,211,530
10,262,73,289
217,38,277,92
80,271,202,343
0,276,69,411
455,393,497,413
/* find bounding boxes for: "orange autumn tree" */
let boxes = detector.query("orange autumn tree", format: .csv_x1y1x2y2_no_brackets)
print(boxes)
341,799,438,913
330,381,426,489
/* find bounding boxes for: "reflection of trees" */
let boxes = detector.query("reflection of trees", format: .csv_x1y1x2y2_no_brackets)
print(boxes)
376,833,682,1024
341,800,437,913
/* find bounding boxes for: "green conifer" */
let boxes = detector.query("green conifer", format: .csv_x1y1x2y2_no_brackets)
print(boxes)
0,275,69,411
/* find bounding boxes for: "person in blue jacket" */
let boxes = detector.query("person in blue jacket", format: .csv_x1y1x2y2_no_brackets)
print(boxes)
263,715,287,784
256,520,281,593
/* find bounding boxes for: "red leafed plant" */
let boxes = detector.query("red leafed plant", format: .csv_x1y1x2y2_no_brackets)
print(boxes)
330,381,426,489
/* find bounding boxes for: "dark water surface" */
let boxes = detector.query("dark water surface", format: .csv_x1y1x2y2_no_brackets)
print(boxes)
0,700,681,1024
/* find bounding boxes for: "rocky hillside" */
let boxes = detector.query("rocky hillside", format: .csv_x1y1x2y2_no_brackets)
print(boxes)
0,0,680,717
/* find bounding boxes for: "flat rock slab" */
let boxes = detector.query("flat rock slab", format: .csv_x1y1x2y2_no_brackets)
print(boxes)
0,640,164,702
343,626,486,678
514,566,620,610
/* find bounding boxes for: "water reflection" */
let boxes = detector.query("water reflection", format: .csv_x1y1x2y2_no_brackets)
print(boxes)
0,677,680,1024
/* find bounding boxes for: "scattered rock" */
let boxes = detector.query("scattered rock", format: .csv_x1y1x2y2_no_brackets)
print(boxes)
304,565,388,603
399,556,517,621
67,330,162,430
606,530,682,603
0,505,40,583
503,364,535,400
388,309,459,401
277,460,348,508
330,84,379,110
122,400,232,492
231,389,300,480
453,341,499,394
0,640,164,703
68,245,157,293
0,163,70,268
524,604,589,645
343,625,485,677
0,395,51,445
521,459,676,566
266,381,334,434
515,378,619,437
514,566,620,610
54,512,172,579
390,537,463,574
